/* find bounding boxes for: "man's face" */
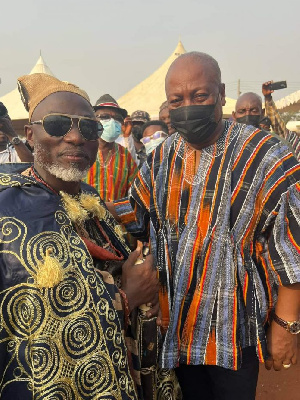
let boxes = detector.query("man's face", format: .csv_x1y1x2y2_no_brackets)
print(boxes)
26,92,98,183
233,94,263,120
143,125,166,139
94,107,124,125
159,107,175,135
131,121,145,142
166,58,225,120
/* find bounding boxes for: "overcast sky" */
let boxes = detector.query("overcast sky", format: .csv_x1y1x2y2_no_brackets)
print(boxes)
1,0,299,104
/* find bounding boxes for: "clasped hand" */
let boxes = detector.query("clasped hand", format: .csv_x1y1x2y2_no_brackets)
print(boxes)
121,247,159,318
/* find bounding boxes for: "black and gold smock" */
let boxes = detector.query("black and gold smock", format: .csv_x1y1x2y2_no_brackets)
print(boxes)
0,171,138,400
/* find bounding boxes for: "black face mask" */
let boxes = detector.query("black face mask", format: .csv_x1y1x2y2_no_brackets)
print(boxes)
169,100,220,145
236,114,261,128
131,125,143,141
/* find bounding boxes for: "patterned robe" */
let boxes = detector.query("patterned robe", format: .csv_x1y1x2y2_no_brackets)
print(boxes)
0,173,138,399
115,121,300,370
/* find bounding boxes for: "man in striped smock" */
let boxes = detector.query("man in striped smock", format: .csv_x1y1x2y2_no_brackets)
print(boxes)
109,52,300,400
85,94,138,201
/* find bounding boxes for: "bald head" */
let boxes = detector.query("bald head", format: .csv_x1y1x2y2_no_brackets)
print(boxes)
233,92,263,128
166,52,222,89
235,92,262,112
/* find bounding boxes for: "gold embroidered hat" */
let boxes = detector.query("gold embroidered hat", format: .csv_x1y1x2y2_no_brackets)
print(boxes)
17,73,91,121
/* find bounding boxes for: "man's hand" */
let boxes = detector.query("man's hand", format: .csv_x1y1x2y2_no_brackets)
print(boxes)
121,246,159,313
265,320,297,371
262,81,274,101
122,116,133,138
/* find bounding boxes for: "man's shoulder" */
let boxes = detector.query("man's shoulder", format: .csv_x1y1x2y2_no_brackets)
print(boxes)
232,121,287,148
0,171,36,193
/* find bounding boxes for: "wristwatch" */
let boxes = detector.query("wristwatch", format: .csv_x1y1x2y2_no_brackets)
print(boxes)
10,137,21,145
272,312,300,334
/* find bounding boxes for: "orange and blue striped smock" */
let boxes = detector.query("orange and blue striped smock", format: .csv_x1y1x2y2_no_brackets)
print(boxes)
114,121,300,370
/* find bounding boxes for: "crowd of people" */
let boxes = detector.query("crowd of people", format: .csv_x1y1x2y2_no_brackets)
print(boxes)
0,51,299,400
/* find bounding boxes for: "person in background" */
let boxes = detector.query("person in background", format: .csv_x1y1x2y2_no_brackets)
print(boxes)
0,103,33,163
232,92,263,128
259,116,272,132
127,110,150,167
85,94,138,201
140,120,169,155
109,52,300,400
159,100,176,135
262,81,300,161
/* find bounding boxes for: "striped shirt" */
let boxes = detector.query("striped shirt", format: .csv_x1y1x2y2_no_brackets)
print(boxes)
265,98,300,161
85,142,138,201
114,121,300,370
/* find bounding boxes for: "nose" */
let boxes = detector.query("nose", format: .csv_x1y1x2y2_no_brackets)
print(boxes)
64,120,85,145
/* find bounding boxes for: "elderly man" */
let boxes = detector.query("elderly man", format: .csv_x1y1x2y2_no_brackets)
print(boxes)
109,52,300,400
232,92,264,127
85,94,138,201
0,73,158,399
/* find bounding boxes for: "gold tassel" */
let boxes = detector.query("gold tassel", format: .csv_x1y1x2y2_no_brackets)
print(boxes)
60,191,88,224
80,193,107,220
36,247,64,288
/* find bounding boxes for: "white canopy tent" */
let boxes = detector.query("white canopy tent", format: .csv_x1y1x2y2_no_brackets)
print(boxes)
118,41,236,118
0,55,55,121
275,90,300,113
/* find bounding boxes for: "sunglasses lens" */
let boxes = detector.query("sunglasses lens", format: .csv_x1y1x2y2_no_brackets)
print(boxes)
43,115,72,137
79,118,101,140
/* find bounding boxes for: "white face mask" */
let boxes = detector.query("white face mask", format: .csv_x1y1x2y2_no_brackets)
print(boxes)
144,136,167,154
100,119,122,143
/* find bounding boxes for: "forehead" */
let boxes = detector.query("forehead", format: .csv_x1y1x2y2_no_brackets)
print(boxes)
165,58,219,96
159,107,169,118
143,125,163,137
236,95,262,110
32,92,94,120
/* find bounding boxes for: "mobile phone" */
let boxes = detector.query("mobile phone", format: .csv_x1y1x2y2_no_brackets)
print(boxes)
269,81,287,91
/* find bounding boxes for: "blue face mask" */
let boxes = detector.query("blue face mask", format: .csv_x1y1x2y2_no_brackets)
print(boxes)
100,119,122,143
144,136,166,155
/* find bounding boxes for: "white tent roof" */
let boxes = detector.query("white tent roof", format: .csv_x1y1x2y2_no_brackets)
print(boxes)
0,54,55,120
275,90,300,112
118,41,236,118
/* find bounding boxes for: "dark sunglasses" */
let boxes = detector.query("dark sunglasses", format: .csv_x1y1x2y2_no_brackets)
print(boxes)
30,113,103,141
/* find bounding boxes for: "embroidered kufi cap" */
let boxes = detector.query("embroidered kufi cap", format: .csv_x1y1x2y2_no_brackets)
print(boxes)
17,73,91,121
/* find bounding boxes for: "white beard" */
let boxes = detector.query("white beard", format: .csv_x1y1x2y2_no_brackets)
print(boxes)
34,144,90,182
46,164,89,182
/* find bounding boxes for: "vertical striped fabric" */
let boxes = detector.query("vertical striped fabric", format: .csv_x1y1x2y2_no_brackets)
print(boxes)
114,121,300,370
85,143,138,201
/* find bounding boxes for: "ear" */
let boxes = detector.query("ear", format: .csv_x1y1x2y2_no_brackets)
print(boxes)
24,125,33,142
232,111,237,121
220,83,226,106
